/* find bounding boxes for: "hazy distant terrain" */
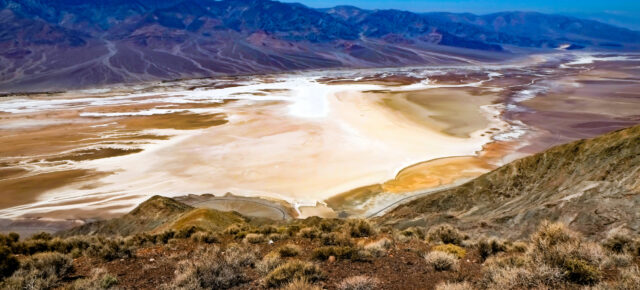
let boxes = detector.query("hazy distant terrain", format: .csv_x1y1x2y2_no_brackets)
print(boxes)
1,0,640,91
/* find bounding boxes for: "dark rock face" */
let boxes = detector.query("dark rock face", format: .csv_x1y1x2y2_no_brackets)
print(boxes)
381,125,640,239
1,0,639,91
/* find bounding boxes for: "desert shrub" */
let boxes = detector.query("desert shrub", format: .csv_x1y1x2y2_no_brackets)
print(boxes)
175,226,199,239
285,225,301,236
170,246,255,289
88,238,135,261
320,232,353,246
432,244,466,259
337,275,380,290
191,231,219,244
153,230,176,244
0,246,19,279
399,227,426,240
562,258,601,285
435,281,473,290
426,225,464,245
244,233,266,244
530,221,578,250
277,244,301,258
71,268,118,289
299,227,321,239
480,264,563,289
30,232,53,241
264,260,322,288
224,224,248,235
484,255,528,268
603,253,633,268
312,246,371,262
257,252,283,275
318,219,342,233
225,244,257,267
508,241,528,253
363,238,392,257
268,233,288,242
18,239,51,255
615,266,640,289
602,232,635,254
280,278,322,290
424,251,458,271
2,252,73,289
347,219,375,238
259,225,278,235
477,238,507,261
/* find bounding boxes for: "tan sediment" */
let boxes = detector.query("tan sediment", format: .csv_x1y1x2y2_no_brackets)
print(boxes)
0,169,109,209
381,156,494,193
376,87,496,138
0,167,28,179
46,148,144,162
118,112,228,130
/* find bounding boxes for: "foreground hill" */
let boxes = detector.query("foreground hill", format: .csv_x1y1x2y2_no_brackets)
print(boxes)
381,124,640,239
2,0,640,91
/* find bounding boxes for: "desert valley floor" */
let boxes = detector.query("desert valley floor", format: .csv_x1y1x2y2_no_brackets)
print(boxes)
1,52,640,229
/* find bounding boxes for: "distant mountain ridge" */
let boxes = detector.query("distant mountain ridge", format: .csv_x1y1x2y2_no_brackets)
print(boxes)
1,0,639,91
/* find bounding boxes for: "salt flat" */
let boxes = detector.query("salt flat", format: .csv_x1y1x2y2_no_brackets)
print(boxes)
1,52,640,220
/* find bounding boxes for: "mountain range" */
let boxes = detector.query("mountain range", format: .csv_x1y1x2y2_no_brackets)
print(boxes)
1,0,640,91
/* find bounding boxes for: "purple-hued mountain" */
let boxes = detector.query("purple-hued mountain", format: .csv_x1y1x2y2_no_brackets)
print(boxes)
1,0,639,92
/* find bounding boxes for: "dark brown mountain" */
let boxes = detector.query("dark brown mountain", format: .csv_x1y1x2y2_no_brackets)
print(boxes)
1,0,639,92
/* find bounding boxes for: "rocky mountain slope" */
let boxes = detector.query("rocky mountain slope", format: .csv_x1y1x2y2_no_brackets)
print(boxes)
380,124,640,239
1,0,639,91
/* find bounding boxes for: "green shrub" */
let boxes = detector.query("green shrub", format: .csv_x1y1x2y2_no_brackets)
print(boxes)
264,260,323,288
0,246,19,279
426,225,465,245
562,258,601,285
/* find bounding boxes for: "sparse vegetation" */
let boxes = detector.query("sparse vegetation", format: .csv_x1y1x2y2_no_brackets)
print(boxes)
277,244,301,257
424,251,459,271
432,244,466,259
426,225,465,245
264,260,323,288
347,219,376,238
1,202,638,290
337,275,380,290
